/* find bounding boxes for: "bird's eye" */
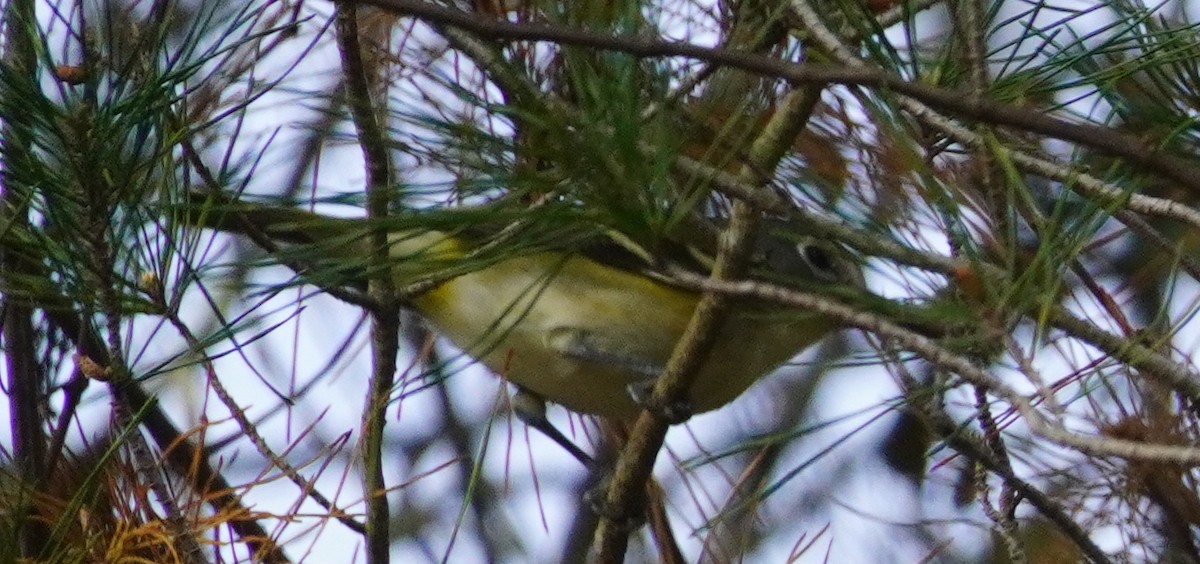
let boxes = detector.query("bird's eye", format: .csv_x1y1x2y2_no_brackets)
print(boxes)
799,243,839,281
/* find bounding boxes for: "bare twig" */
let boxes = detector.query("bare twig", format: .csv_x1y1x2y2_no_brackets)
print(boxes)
667,268,1200,466
592,205,761,561
160,295,365,534
335,5,401,563
593,77,824,559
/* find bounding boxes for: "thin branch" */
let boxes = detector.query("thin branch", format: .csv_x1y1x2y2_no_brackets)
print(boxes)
890,364,1113,564
592,204,761,561
419,0,1200,233
785,0,1200,232
335,5,401,563
435,6,1200,295
666,268,1200,466
1049,308,1200,404
593,80,825,559
42,308,290,563
160,296,365,535
180,149,377,310
352,0,1200,196
670,140,1200,409
111,386,207,564
2,0,53,556
873,0,944,30
1114,210,1200,283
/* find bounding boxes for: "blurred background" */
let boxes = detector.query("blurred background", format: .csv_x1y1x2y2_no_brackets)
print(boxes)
3,0,1200,562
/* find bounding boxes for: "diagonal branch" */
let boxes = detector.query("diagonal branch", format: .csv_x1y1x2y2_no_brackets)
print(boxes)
41,307,290,562
592,80,825,559
667,268,1200,466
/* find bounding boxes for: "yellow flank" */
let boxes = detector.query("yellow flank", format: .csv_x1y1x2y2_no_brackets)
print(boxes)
409,235,833,417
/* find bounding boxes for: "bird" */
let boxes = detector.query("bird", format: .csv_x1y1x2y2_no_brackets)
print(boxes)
178,193,864,442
